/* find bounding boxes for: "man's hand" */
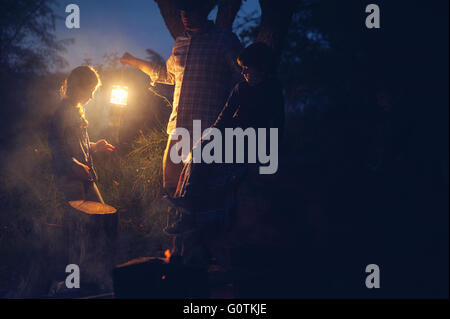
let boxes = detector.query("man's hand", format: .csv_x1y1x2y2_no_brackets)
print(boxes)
91,139,116,153
120,52,137,67
120,52,154,77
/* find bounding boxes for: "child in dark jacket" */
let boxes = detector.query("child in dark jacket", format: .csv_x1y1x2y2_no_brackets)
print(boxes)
48,66,117,291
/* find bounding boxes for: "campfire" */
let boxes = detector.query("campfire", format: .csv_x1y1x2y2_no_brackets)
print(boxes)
113,247,208,298
162,249,172,263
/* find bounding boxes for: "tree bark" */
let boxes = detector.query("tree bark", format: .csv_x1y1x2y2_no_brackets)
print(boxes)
256,0,296,61
216,0,242,29
154,0,185,39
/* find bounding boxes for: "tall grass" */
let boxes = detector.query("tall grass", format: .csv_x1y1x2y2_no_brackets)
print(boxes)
94,128,171,261
0,65,173,296
0,126,171,296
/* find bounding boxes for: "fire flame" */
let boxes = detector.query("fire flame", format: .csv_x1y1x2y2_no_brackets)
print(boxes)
162,249,171,263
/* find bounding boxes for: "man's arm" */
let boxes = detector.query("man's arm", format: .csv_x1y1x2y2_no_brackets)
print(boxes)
192,83,242,151
120,52,175,85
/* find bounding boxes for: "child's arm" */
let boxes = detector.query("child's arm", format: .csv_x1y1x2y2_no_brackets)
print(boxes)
71,157,92,180
192,84,241,151
90,139,115,153
211,83,242,131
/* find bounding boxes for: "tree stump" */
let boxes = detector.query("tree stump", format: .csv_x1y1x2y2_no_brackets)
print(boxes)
63,201,118,291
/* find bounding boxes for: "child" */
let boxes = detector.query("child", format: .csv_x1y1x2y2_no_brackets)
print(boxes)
48,66,117,293
48,65,115,203
165,43,285,266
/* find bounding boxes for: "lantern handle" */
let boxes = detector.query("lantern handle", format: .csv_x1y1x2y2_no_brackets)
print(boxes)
120,64,125,85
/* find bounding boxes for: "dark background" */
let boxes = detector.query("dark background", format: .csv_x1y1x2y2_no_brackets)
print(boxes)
0,0,448,298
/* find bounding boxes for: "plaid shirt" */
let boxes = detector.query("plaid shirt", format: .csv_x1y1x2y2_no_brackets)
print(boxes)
149,22,242,135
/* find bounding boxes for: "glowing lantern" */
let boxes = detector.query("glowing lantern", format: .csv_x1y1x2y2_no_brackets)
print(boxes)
110,85,128,106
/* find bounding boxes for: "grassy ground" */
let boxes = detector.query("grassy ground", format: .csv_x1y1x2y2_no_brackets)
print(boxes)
95,129,171,264
0,127,171,297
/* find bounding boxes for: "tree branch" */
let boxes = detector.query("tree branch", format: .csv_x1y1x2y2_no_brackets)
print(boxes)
154,0,185,39
2,0,46,53
216,0,242,29
256,0,296,61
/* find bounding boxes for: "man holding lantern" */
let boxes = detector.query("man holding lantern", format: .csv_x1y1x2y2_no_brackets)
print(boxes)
120,0,242,196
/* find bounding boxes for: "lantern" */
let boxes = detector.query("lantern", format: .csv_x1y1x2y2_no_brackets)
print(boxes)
110,85,128,106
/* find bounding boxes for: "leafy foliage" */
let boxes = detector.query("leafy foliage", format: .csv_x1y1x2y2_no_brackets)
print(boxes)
0,0,72,73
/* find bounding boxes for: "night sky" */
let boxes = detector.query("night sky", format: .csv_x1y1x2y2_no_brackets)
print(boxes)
54,0,261,70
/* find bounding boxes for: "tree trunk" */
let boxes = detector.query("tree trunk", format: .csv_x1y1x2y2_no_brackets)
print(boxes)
155,0,243,38
154,0,185,39
256,0,296,61
216,0,242,29
154,0,295,58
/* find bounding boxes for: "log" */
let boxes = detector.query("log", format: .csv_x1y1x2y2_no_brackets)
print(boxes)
63,201,118,291
113,257,209,298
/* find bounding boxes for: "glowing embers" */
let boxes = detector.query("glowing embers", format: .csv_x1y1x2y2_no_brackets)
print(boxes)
110,85,128,106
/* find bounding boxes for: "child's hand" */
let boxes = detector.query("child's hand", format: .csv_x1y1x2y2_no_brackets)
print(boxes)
92,139,116,153
72,158,92,180
120,52,137,67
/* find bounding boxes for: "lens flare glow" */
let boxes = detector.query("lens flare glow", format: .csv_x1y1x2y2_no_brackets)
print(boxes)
110,85,128,106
